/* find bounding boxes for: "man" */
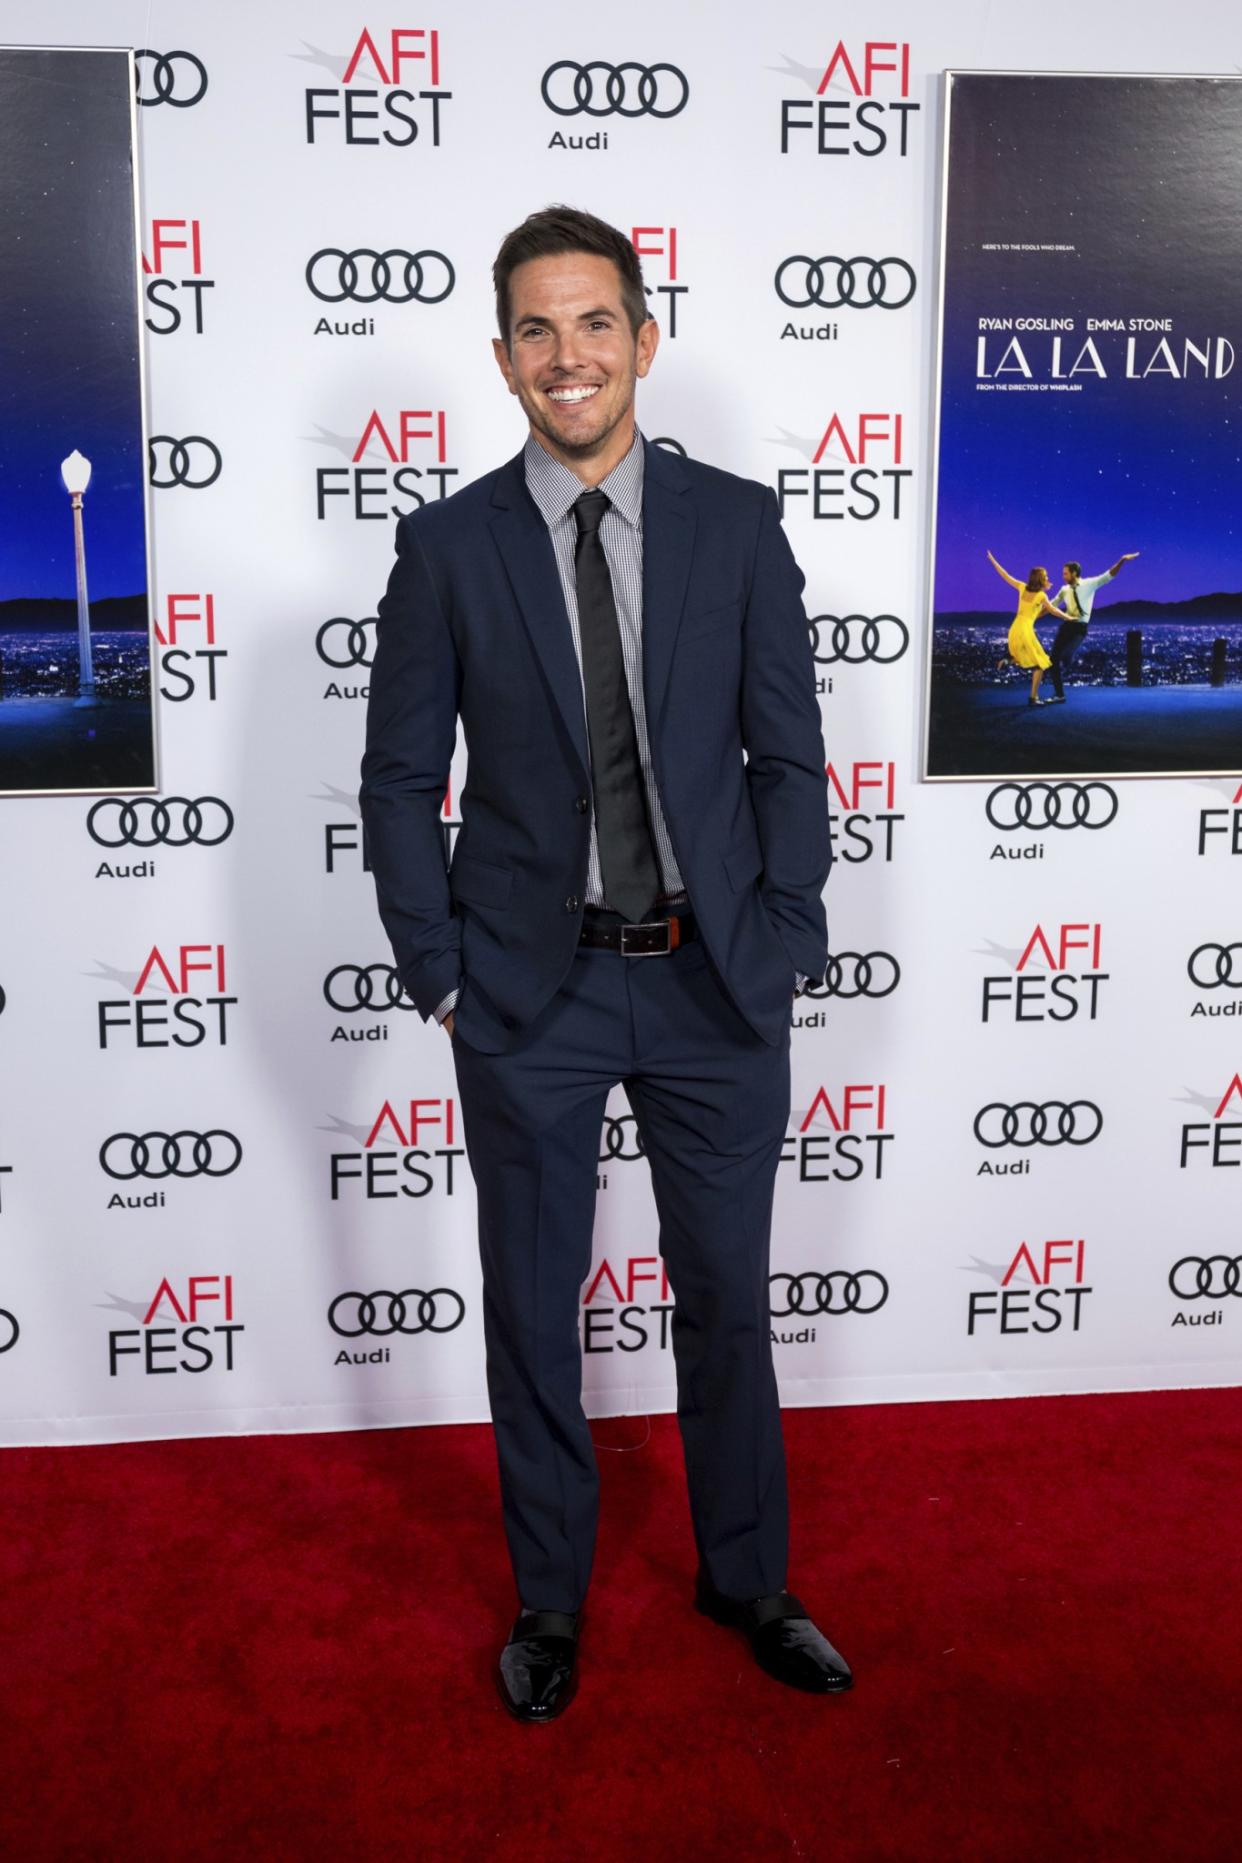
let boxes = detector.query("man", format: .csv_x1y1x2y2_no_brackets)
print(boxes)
360,206,850,1722
1046,552,1140,701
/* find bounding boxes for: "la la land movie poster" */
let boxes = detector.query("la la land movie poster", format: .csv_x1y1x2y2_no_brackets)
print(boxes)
926,72,1242,781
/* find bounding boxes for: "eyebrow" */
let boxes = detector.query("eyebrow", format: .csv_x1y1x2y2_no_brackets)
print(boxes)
514,306,616,329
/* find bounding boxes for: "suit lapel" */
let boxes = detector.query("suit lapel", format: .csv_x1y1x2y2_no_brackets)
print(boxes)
640,439,695,733
488,453,590,779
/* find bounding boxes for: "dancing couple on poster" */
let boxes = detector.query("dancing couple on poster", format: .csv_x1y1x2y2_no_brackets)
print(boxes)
988,550,1140,704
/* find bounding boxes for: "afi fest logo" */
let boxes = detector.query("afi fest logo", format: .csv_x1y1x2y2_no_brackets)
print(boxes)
774,412,911,522
827,761,904,863
775,41,918,158
143,219,214,335
581,1256,674,1354
313,407,457,520
322,774,457,870
1178,1073,1242,1169
107,1275,242,1377
156,592,226,705
631,226,687,336
1198,780,1242,855
301,27,449,147
781,1084,893,1183
96,945,236,1049
966,1239,1091,1337
324,1098,465,1199
980,923,1108,1023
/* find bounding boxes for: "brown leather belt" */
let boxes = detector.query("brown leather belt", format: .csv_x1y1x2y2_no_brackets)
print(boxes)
578,910,697,956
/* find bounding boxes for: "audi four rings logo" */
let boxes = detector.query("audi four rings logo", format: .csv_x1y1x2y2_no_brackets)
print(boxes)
323,964,414,1013
600,1115,645,1162
540,61,689,117
100,1131,243,1181
134,49,207,107
305,249,455,305
329,1290,466,1336
818,952,900,1000
1168,1256,1242,1299
775,257,916,310
809,615,909,665
1187,943,1242,989
316,618,377,668
986,782,1119,831
87,797,233,848
0,1309,17,1353
149,436,222,489
769,1271,889,1316
973,1101,1104,1149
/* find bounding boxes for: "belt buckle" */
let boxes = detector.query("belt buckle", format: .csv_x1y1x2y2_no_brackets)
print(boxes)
620,918,673,957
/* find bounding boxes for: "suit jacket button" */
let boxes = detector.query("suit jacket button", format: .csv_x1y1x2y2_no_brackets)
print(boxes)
565,895,579,913
575,795,589,813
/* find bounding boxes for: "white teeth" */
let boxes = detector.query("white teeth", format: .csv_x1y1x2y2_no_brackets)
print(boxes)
547,385,600,404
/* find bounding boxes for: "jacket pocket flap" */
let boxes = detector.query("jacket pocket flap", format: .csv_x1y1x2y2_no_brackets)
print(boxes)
450,853,513,908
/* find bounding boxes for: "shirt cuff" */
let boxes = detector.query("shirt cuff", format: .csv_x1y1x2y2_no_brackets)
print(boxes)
794,973,809,997
432,987,460,1025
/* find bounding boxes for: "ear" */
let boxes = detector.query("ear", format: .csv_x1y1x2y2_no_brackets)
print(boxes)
635,316,660,380
492,335,518,396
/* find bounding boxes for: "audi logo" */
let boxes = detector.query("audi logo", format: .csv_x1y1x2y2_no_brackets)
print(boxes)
775,256,916,311
329,1289,465,1336
600,1115,645,1163
809,614,909,666
305,248,455,306
769,1271,889,1317
323,964,414,1014
149,435,222,490
316,617,377,669
135,49,207,107
540,60,689,118
0,1309,18,1353
973,1101,1104,1149
1187,943,1242,990
812,952,900,1000
1169,1256,1242,1299
985,782,1119,832
99,1130,243,1181
86,796,233,848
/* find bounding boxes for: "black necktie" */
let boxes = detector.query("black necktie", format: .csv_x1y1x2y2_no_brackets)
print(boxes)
573,489,660,922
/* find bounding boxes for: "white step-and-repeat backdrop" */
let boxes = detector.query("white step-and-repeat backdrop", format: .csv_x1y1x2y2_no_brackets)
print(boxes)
1,0,1239,1444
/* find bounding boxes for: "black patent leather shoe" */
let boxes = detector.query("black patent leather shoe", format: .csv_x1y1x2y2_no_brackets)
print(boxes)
695,1577,853,1694
496,1609,580,1723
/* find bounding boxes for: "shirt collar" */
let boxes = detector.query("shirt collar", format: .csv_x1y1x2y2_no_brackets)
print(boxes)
523,428,645,531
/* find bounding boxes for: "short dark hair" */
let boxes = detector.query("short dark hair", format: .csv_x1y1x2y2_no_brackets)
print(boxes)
493,205,649,344
1064,560,1082,578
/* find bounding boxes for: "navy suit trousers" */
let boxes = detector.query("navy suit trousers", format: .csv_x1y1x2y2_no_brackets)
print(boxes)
450,929,792,1612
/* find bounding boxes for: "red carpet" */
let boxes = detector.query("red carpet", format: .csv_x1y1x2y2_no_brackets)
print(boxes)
2,1389,1238,1861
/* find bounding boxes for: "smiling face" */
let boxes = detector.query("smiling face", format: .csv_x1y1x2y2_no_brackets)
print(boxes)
492,251,659,483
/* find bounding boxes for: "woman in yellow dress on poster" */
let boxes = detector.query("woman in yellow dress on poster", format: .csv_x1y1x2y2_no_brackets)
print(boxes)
987,553,1075,706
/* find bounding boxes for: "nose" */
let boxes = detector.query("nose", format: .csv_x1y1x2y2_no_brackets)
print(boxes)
549,328,587,373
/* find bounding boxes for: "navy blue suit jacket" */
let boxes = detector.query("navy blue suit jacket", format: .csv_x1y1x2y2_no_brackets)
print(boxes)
359,438,831,1055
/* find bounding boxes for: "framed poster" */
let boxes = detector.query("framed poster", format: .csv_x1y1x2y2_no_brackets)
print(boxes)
925,71,1242,780
0,45,156,797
